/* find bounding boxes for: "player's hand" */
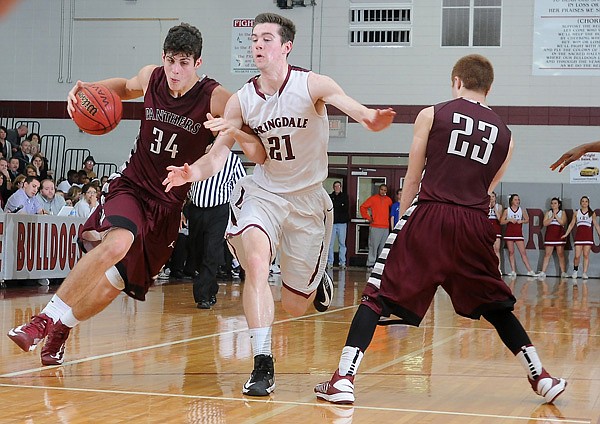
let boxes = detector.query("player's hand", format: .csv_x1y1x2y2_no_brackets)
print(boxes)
163,163,195,192
203,113,239,136
67,81,87,118
549,145,589,172
560,234,568,239
364,108,396,132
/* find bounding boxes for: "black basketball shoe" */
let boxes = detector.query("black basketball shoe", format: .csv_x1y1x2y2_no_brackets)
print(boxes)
242,354,275,396
313,272,334,312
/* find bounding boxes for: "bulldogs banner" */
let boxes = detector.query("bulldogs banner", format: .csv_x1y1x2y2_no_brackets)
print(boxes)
1,214,86,279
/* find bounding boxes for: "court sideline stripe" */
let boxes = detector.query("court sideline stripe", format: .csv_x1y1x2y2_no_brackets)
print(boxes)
0,383,589,423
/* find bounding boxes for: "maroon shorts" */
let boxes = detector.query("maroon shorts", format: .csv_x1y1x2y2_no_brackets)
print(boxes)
79,176,181,301
363,202,516,326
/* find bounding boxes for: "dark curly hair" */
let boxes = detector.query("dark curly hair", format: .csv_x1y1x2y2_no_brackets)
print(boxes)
163,23,203,60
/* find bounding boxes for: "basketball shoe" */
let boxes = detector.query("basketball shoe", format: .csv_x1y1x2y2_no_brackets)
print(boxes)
242,354,275,396
314,370,355,404
7,313,54,352
529,368,567,403
41,321,71,366
314,272,334,312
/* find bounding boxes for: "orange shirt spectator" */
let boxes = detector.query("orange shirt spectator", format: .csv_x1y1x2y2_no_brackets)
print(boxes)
360,185,392,229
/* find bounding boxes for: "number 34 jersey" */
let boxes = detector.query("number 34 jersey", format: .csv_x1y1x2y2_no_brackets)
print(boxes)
237,65,329,194
419,97,511,213
121,66,219,205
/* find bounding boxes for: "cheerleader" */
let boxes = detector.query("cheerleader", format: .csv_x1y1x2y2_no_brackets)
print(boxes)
500,194,536,277
538,197,567,279
563,196,600,279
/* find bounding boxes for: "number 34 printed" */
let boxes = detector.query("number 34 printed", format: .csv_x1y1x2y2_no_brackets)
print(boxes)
150,127,179,158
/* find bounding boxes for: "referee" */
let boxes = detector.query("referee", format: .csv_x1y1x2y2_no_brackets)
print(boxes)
188,146,246,309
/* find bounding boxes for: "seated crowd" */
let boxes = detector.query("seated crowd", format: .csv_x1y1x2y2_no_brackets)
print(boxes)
0,125,103,219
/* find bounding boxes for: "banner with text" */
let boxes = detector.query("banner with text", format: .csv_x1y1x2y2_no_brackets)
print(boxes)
2,214,86,280
533,0,600,75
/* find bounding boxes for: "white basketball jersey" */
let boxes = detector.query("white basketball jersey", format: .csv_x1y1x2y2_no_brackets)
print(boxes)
237,66,329,193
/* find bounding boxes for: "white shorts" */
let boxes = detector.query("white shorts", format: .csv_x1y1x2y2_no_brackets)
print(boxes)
227,176,333,296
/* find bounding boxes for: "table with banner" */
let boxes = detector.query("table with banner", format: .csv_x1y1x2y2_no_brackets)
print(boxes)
0,213,86,280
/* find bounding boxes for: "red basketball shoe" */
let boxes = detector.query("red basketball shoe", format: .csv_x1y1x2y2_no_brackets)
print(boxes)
7,313,54,352
41,321,71,366
315,370,355,404
529,368,567,403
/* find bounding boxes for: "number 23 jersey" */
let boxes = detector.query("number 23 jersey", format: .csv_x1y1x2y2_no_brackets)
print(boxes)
237,66,329,194
418,97,511,212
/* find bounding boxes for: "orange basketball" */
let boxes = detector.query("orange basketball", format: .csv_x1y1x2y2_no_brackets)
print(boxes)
72,84,122,135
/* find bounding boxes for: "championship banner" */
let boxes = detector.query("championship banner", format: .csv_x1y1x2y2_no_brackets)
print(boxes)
2,214,87,279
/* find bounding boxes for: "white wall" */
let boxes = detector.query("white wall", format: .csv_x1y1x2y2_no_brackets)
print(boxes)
1,0,599,183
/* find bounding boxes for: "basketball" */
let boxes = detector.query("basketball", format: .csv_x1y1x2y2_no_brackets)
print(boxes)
72,84,122,135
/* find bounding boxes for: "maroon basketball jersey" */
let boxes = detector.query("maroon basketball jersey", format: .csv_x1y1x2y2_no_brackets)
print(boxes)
120,67,220,204
418,98,511,212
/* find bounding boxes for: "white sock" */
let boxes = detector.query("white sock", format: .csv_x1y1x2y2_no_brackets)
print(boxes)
249,327,272,357
41,295,70,323
339,346,364,376
60,309,81,329
516,345,543,380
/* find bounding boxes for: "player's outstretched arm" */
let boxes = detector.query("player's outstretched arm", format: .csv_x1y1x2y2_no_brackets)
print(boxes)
163,140,231,192
550,140,600,172
205,92,267,164
66,65,152,118
308,72,395,132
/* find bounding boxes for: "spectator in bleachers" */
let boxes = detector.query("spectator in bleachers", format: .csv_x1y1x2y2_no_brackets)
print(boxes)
31,153,49,180
66,185,82,206
74,183,98,218
26,132,41,144
57,169,78,193
36,178,66,215
5,175,45,214
75,169,89,187
0,157,12,203
13,139,33,174
6,124,28,153
8,157,21,181
80,155,97,179
25,164,38,178
11,174,25,196
100,175,109,187
0,126,12,159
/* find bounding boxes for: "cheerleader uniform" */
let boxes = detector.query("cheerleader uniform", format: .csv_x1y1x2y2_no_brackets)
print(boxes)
504,206,524,241
544,210,566,246
488,203,502,238
574,209,594,245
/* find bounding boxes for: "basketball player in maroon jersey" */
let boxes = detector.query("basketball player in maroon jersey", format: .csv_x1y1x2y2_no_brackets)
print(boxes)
7,23,265,365
315,54,567,405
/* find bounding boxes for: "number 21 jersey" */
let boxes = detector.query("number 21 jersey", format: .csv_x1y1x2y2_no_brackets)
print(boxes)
237,66,329,194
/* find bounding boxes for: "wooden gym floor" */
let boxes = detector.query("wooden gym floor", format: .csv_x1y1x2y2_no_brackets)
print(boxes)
1,270,598,423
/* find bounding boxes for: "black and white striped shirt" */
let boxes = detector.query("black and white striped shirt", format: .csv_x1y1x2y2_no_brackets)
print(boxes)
188,151,246,208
